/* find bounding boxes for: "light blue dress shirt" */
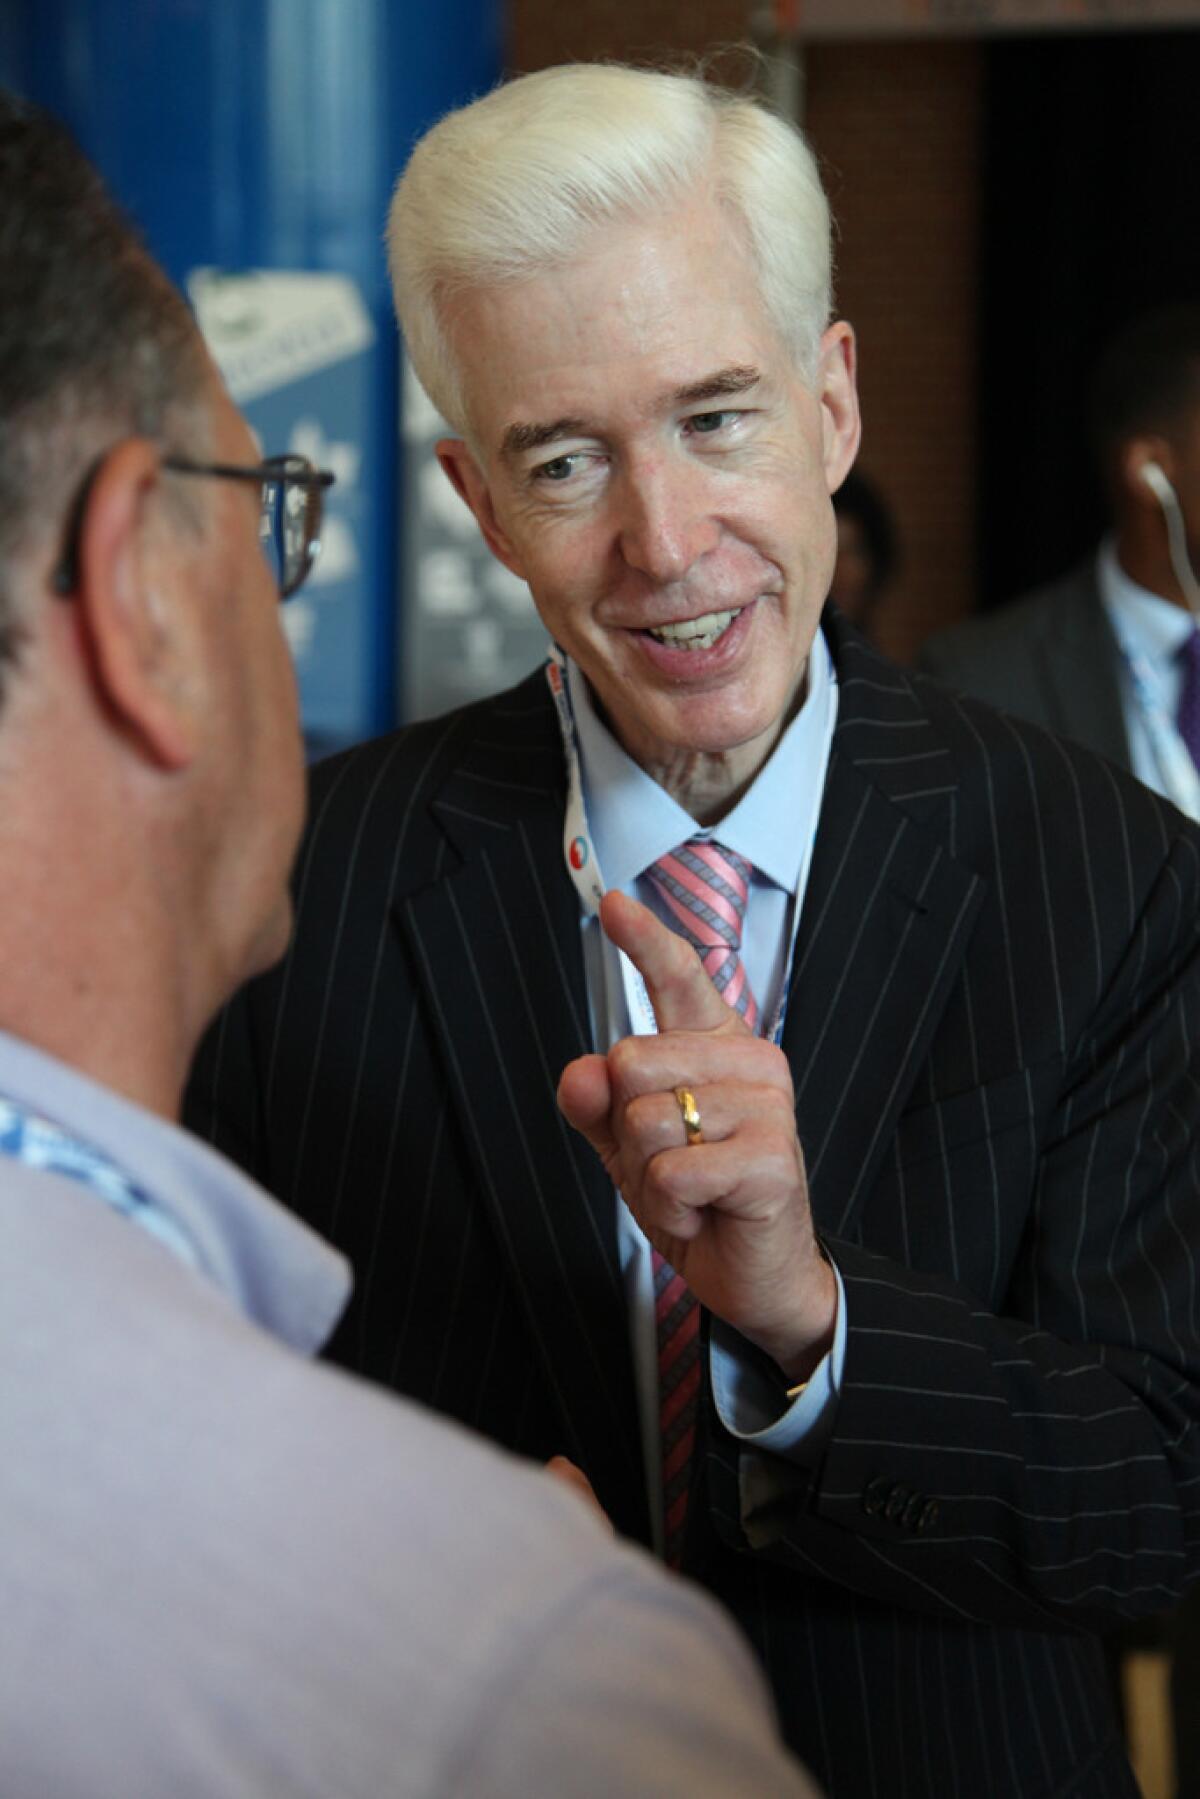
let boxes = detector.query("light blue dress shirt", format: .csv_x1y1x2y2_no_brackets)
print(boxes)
565,634,848,1544
1098,537,1198,800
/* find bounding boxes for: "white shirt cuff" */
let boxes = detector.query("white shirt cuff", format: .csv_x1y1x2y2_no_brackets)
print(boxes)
708,1258,846,1462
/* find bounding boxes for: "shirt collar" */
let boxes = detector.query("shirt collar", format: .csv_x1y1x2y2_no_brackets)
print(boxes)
1098,537,1196,661
0,1027,350,1355
567,626,833,896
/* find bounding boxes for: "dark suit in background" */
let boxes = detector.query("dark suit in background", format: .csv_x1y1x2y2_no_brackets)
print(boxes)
188,611,1200,1799
919,560,1130,771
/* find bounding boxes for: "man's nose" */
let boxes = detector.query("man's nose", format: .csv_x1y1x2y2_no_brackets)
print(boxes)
615,458,720,583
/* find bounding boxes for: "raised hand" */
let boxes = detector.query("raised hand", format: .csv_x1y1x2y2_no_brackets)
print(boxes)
557,891,836,1385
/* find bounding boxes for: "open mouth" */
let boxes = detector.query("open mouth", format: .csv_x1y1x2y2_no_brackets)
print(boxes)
646,607,743,652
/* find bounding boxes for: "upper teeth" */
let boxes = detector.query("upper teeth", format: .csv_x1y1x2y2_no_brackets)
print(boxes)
649,608,741,651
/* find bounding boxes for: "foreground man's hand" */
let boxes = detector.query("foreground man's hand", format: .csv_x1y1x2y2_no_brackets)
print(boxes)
544,1455,613,1530
557,891,837,1387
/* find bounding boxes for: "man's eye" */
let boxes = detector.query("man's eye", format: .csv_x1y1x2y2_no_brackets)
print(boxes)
687,410,738,436
534,454,582,482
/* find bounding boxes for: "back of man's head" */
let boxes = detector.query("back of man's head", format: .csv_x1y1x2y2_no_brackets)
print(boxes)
0,91,207,708
1091,303,1200,477
0,94,306,1106
387,61,831,436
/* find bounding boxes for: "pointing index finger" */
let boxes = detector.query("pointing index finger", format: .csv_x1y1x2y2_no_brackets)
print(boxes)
599,890,746,1035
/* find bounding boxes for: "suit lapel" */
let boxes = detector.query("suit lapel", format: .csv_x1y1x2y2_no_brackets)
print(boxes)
786,620,986,1239
394,679,649,1541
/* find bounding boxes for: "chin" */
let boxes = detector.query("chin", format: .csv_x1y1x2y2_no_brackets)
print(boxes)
662,695,789,758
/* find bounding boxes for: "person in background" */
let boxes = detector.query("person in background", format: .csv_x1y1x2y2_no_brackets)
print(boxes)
922,300,1200,1799
190,65,1200,1797
829,466,898,637
0,91,818,1799
921,305,1200,822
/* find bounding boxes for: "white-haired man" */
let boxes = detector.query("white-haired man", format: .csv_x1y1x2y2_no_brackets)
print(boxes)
191,64,1200,1797
0,92,819,1798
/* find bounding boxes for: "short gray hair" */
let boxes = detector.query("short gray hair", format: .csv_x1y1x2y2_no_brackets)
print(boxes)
387,63,832,436
0,91,208,708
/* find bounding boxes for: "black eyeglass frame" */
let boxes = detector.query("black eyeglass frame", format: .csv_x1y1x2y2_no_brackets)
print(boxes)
52,451,336,601
164,453,335,600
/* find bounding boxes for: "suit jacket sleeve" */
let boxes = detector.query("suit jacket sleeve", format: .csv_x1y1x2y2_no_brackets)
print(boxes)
713,772,1200,1638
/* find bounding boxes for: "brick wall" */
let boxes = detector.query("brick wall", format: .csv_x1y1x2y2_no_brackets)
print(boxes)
806,40,981,659
508,6,982,660
509,0,746,72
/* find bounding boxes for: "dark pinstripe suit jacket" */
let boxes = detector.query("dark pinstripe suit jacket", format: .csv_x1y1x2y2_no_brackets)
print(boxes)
188,610,1200,1798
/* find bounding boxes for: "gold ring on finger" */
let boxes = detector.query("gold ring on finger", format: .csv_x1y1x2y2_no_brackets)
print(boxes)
674,1085,703,1146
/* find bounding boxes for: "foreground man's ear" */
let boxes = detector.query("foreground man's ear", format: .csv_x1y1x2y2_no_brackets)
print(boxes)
70,438,196,772
437,437,529,581
817,321,861,495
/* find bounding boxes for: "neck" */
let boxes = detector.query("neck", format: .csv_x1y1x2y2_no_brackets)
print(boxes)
0,633,235,1122
640,738,780,825
0,1003,187,1119
605,671,809,827
0,918,196,1121
0,776,208,1124
1116,523,1197,613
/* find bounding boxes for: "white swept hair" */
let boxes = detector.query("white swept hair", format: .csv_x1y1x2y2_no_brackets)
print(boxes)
387,62,832,436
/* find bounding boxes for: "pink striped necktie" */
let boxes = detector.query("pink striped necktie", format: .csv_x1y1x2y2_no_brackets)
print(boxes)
644,838,760,1567
647,840,759,1031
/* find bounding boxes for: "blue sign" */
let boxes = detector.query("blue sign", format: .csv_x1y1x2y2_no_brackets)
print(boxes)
191,269,379,757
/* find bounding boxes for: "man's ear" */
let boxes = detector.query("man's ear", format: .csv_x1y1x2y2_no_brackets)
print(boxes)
436,438,528,579
70,439,196,771
1120,434,1174,511
817,321,862,493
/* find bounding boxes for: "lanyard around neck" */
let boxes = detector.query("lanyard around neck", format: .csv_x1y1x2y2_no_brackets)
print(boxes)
0,1090,200,1268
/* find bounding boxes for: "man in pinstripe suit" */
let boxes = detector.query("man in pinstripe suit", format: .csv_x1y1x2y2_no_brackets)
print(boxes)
189,65,1200,1797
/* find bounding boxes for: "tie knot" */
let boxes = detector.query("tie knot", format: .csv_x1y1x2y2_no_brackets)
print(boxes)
648,838,753,951
646,839,759,1028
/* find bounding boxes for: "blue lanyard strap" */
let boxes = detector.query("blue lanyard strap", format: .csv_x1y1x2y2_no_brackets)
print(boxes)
0,1092,200,1269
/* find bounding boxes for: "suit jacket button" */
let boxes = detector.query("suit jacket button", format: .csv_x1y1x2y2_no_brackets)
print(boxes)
917,1499,940,1531
863,1475,890,1517
901,1491,925,1529
883,1484,910,1521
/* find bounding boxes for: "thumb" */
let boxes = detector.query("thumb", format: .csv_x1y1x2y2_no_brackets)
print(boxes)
557,1052,623,1183
599,889,742,1034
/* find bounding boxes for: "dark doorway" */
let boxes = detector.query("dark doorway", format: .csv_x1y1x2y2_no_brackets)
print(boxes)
978,28,1200,609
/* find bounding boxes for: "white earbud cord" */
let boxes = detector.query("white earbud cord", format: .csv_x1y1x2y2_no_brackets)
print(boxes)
1142,461,1200,618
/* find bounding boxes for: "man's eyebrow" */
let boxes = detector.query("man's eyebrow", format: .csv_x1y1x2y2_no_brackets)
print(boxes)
672,365,762,406
501,417,590,458
497,367,762,458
